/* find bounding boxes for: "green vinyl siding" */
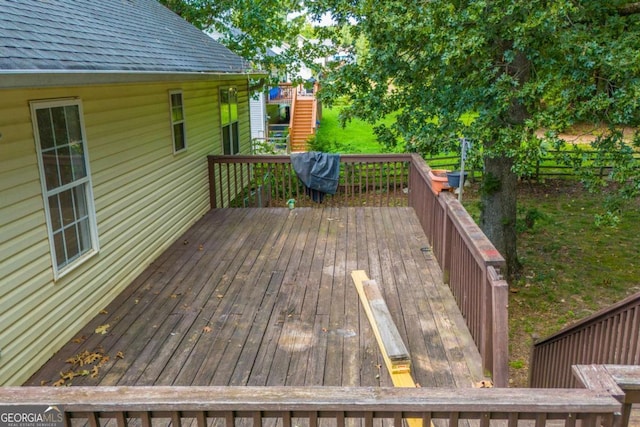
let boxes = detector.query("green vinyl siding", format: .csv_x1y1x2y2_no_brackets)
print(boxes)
0,77,250,385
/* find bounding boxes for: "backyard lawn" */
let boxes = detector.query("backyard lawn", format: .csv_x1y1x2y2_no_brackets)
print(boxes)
313,106,396,153
461,180,640,386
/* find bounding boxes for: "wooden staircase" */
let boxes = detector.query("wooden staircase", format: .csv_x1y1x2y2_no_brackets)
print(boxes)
289,97,316,152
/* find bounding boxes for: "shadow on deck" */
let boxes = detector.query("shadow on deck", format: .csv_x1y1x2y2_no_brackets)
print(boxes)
26,207,484,388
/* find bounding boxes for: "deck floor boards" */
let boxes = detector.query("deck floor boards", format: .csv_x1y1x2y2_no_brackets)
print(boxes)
26,207,484,389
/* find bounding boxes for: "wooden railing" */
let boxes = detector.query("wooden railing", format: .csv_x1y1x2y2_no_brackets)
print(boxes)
574,364,640,427
252,135,290,154
268,83,294,104
208,154,410,209
207,154,508,385
407,153,509,387
0,385,622,427
530,291,640,388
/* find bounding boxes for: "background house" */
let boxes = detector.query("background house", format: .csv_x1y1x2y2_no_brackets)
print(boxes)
0,0,257,385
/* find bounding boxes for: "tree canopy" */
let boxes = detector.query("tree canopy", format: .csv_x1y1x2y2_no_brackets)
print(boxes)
161,0,640,278
308,0,640,277
159,0,328,83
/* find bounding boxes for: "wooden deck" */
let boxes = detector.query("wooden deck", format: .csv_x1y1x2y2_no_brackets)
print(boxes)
26,207,484,388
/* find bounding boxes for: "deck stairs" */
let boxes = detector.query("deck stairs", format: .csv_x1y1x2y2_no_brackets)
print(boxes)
289,97,316,152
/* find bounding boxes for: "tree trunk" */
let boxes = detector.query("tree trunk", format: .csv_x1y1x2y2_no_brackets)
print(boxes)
479,155,519,279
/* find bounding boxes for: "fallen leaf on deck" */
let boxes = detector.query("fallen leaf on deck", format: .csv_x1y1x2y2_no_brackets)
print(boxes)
72,336,86,344
99,309,108,315
60,371,75,381
216,294,224,299
91,366,99,378
95,324,110,335
475,380,494,388
52,379,65,387
198,245,204,251
203,326,212,333
170,294,178,299
40,380,49,386
116,351,125,359
98,356,110,367
83,352,102,365
76,369,90,377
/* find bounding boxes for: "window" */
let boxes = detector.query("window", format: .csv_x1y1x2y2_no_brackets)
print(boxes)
31,99,99,278
220,87,239,155
169,90,186,153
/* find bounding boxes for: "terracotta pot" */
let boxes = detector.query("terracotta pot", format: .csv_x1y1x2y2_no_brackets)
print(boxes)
428,169,450,195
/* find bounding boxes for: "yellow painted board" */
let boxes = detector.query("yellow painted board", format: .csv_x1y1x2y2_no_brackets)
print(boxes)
351,270,405,376
351,270,433,427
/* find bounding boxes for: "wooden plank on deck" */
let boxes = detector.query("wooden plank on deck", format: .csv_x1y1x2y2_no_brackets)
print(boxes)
351,271,411,374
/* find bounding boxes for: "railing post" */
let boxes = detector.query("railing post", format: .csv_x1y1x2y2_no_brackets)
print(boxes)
489,266,509,387
441,197,452,284
208,157,217,209
572,365,636,427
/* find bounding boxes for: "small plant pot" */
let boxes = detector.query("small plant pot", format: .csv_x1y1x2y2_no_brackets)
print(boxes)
428,169,450,195
446,171,468,188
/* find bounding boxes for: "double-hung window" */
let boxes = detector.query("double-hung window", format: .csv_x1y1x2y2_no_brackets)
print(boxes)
31,99,99,279
220,87,239,155
169,90,186,153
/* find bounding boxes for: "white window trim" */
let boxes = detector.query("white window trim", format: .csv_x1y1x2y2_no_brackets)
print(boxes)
169,90,187,154
30,98,100,280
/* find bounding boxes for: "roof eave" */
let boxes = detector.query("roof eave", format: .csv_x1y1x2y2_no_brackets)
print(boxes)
0,69,269,89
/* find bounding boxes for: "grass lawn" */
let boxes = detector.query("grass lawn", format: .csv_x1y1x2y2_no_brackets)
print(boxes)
462,180,640,386
313,106,397,153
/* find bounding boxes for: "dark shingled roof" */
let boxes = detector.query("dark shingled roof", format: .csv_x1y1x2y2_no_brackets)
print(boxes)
0,0,251,73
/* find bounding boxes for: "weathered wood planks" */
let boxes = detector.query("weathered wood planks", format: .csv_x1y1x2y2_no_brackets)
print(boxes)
26,207,483,390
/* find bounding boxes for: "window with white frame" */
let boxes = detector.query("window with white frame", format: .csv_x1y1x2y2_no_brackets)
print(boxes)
169,90,186,153
220,87,239,155
31,99,99,278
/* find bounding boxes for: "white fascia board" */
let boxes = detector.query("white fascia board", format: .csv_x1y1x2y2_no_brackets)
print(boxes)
0,70,268,89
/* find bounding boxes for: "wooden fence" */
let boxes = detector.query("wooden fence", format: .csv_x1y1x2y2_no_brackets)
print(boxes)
530,291,640,388
0,385,622,427
425,150,640,181
207,154,508,386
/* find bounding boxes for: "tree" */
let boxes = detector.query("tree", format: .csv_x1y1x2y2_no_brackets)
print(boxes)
307,0,640,278
160,0,329,83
